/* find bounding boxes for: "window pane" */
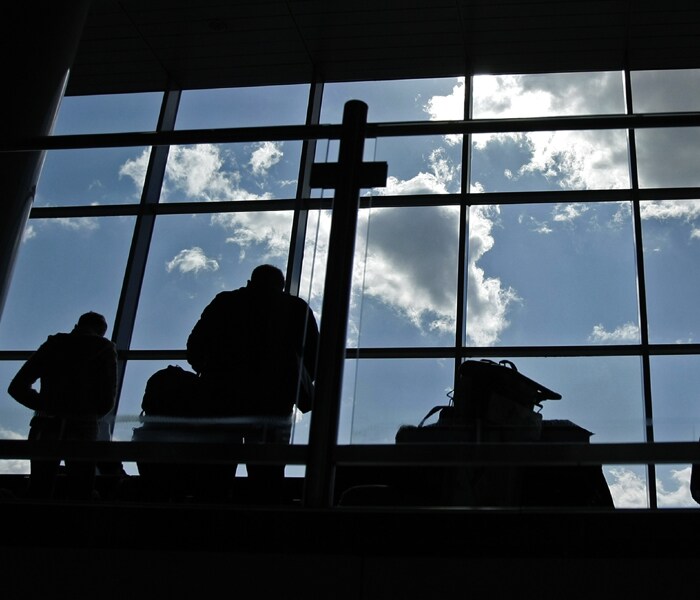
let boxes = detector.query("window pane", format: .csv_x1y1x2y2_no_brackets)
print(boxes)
0,361,31,475
0,217,134,350
472,72,625,118
636,128,700,188
131,212,293,350
650,356,700,442
470,129,629,192
35,147,152,207
650,355,700,509
341,355,645,443
321,78,464,123
641,200,700,343
176,84,310,129
160,142,302,202
374,135,463,195
466,202,639,347
631,69,700,113
54,92,163,134
350,206,458,348
340,358,454,444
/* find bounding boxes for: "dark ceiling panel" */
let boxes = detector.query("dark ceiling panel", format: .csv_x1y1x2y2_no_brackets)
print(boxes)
64,0,700,96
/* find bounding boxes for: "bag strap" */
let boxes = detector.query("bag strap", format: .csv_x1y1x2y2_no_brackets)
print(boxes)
418,405,447,427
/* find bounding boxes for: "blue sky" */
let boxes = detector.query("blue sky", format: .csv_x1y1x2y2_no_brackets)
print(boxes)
2,71,700,507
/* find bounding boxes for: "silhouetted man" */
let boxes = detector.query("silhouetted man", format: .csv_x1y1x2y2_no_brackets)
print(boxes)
8,311,117,499
186,264,319,500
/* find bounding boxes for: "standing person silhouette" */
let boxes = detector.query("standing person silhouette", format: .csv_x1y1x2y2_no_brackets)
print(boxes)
8,311,117,500
186,264,319,502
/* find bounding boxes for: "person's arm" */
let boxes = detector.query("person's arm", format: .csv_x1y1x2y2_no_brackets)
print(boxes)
304,307,320,381
93,341,118,417
186,294,223,374
7,347,48,412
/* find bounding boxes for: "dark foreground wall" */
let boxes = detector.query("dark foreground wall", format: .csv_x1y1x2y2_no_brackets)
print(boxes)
2,500,699,599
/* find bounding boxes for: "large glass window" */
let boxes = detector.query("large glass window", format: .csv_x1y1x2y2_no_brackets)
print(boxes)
641,199,700,343
0,217,134,350
470,130,630,192
131,212,293,350
35,147,153,207
321,78,464,124
472,71,626,119
176,84,310,129
466,202,639,347
3,70,700,510
159,142,303,202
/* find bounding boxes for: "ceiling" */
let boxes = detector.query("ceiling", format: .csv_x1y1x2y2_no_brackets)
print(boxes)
66,0,700,96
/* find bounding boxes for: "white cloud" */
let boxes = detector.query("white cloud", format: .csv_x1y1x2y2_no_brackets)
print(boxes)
641,199,700,222
21,224,36,242
119,149,149,192
469,73,629,191
553,203,589,223
166,247,219,274
55,217,99,231
466,205,520,345
424,78,465,146
589,322,640,343
249,141,283,176
656,466,696,508
473,130,629,190
606,467,648,508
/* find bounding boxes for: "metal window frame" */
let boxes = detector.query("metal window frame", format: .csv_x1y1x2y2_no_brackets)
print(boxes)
3,71,700,509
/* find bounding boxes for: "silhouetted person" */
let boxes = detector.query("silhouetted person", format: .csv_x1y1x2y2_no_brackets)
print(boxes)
186,264,319,502
8,312,117,500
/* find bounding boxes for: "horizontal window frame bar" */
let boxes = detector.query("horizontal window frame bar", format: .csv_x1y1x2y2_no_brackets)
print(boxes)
3,344,700,362
5,112,700,152
1,439,699,467
27,188,700,219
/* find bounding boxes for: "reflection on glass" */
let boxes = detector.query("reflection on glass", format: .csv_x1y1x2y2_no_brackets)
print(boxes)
650,356,700,441
649,354,700,508
340,358,454,444
0,217,134,350
631,69,700,113
602,464,649,509
470,129,629,192
35,147,152,207
642,200,700,343
472,71,625,118
131,213,293,349
161,142,302,202
349,206,458,348
466,203,639,347
0,361,31,475
636,128,700,188
321,77,464,124
177,84,310,129
656,464,697,509
53,92,163,135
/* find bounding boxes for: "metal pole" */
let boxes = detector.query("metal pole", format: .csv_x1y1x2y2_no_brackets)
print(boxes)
303,100,387,507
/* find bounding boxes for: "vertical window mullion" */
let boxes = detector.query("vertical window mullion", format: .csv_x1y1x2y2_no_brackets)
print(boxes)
286,80,324,297
456,74,473,380
111,89,181,416
624,68,657,509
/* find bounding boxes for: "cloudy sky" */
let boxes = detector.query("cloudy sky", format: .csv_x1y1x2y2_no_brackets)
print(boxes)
2,71,700,507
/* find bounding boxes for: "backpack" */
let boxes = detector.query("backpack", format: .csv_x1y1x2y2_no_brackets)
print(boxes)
141,365,203,417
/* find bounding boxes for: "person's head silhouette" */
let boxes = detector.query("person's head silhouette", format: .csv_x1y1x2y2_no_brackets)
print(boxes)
248,264,285,293
74,311,108,337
